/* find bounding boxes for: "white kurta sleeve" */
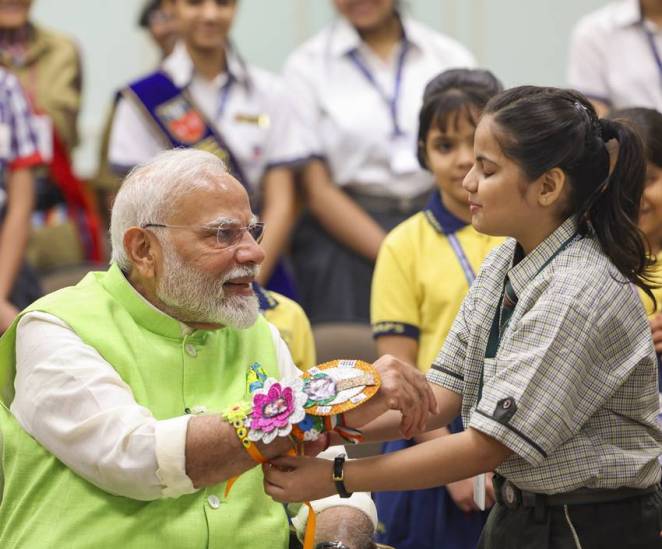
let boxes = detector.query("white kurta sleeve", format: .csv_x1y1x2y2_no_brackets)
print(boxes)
11,311,196,501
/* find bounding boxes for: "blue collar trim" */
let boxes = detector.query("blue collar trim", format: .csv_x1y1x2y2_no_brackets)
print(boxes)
424,191,467,235
252,282,278,311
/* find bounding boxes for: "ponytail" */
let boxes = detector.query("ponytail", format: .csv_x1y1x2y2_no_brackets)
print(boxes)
484,86,655,301
582,119,656,305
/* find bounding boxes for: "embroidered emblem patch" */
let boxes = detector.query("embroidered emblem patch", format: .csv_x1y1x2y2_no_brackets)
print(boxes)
156,96,205,144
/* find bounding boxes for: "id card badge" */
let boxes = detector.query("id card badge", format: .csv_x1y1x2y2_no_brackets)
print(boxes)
389,133,419,175
0,122,10,159
473,473,486,511
33,114,53,163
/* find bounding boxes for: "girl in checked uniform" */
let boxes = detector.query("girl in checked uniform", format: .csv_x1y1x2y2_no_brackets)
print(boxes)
264,86,662,549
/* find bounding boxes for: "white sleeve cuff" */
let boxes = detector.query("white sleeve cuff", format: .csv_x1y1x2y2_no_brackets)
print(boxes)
154,415,198,498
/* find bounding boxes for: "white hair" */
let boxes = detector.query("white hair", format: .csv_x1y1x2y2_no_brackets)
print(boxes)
110,148,229,271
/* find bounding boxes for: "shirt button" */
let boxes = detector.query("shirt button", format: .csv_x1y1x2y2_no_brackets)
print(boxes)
208,495,220,509
502,398,514,410
185,343,197,357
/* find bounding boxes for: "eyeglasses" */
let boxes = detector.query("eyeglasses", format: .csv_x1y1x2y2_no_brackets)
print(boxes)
141,222,265,249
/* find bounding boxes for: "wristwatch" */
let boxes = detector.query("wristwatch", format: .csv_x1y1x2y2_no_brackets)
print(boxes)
332,453,352,498
315,542,351,549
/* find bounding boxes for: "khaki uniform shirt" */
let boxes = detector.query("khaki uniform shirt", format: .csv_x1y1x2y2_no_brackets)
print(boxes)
0,24,81,152
428,217,662,493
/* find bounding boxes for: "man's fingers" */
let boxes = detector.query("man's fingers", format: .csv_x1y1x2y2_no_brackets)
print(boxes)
269,455,300,469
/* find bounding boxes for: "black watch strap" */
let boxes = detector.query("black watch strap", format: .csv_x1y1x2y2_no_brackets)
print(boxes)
332,453,352,498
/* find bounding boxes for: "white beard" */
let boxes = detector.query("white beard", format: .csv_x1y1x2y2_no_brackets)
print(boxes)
156,242,259,329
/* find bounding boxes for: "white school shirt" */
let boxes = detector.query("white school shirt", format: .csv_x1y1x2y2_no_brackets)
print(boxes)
568,0,662,110
283,17,474,199
109,42,309,194
10,290,377,527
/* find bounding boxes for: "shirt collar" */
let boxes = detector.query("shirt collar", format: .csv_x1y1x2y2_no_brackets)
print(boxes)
612,0,644,27
161,40,249,89
252,282,279,311
0,24,48,68
507,217,579,298
423,190,468,235
328,14,420,58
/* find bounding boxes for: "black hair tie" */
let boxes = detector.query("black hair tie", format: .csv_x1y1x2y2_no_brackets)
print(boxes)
599,119,619,142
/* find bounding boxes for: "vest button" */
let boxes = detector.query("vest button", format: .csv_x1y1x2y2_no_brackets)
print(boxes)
185,343,197,357
208,495,220,509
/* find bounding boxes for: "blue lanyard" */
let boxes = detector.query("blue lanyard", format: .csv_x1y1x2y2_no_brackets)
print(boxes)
643,22,662,85
347,41,409,137
216,76,234,120
447,233,476,286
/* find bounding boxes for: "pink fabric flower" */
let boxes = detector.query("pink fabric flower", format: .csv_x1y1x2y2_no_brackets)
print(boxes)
250,383,295,432
247,378,307,444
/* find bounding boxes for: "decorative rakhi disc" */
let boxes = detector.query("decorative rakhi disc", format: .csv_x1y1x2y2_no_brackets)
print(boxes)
302,359,381,416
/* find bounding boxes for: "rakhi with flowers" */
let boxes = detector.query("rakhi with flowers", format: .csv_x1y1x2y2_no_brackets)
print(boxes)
223,359,380,467
222,359,380,549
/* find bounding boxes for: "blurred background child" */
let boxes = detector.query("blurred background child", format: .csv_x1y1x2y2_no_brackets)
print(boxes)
0,68,42,332
284,0,475,324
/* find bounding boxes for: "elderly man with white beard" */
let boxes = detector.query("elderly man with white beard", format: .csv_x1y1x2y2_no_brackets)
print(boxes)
0,148,434,549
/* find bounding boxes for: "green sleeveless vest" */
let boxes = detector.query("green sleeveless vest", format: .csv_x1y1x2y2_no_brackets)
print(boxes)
0,265,289,549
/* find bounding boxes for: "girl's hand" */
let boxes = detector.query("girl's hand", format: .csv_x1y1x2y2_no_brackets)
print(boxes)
263,455,336,503
372,354,438,437
447,473,496,513
446,477,481,513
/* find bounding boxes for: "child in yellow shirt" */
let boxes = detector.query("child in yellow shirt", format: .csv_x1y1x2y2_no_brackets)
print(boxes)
371,68,503,549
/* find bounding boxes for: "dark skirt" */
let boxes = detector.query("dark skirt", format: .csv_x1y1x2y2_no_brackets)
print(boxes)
478,487,662,549
291,190,429,324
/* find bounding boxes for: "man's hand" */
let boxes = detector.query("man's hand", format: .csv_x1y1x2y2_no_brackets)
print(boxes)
373,354,438,438
303,434,329,457
650,314,662,353
0,299,18,333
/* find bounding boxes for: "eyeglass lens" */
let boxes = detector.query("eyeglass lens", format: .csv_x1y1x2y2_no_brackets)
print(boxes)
216,223,264,247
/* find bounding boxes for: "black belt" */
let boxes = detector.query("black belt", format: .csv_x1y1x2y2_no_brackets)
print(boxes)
493,474,659,510
345,188,430,215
